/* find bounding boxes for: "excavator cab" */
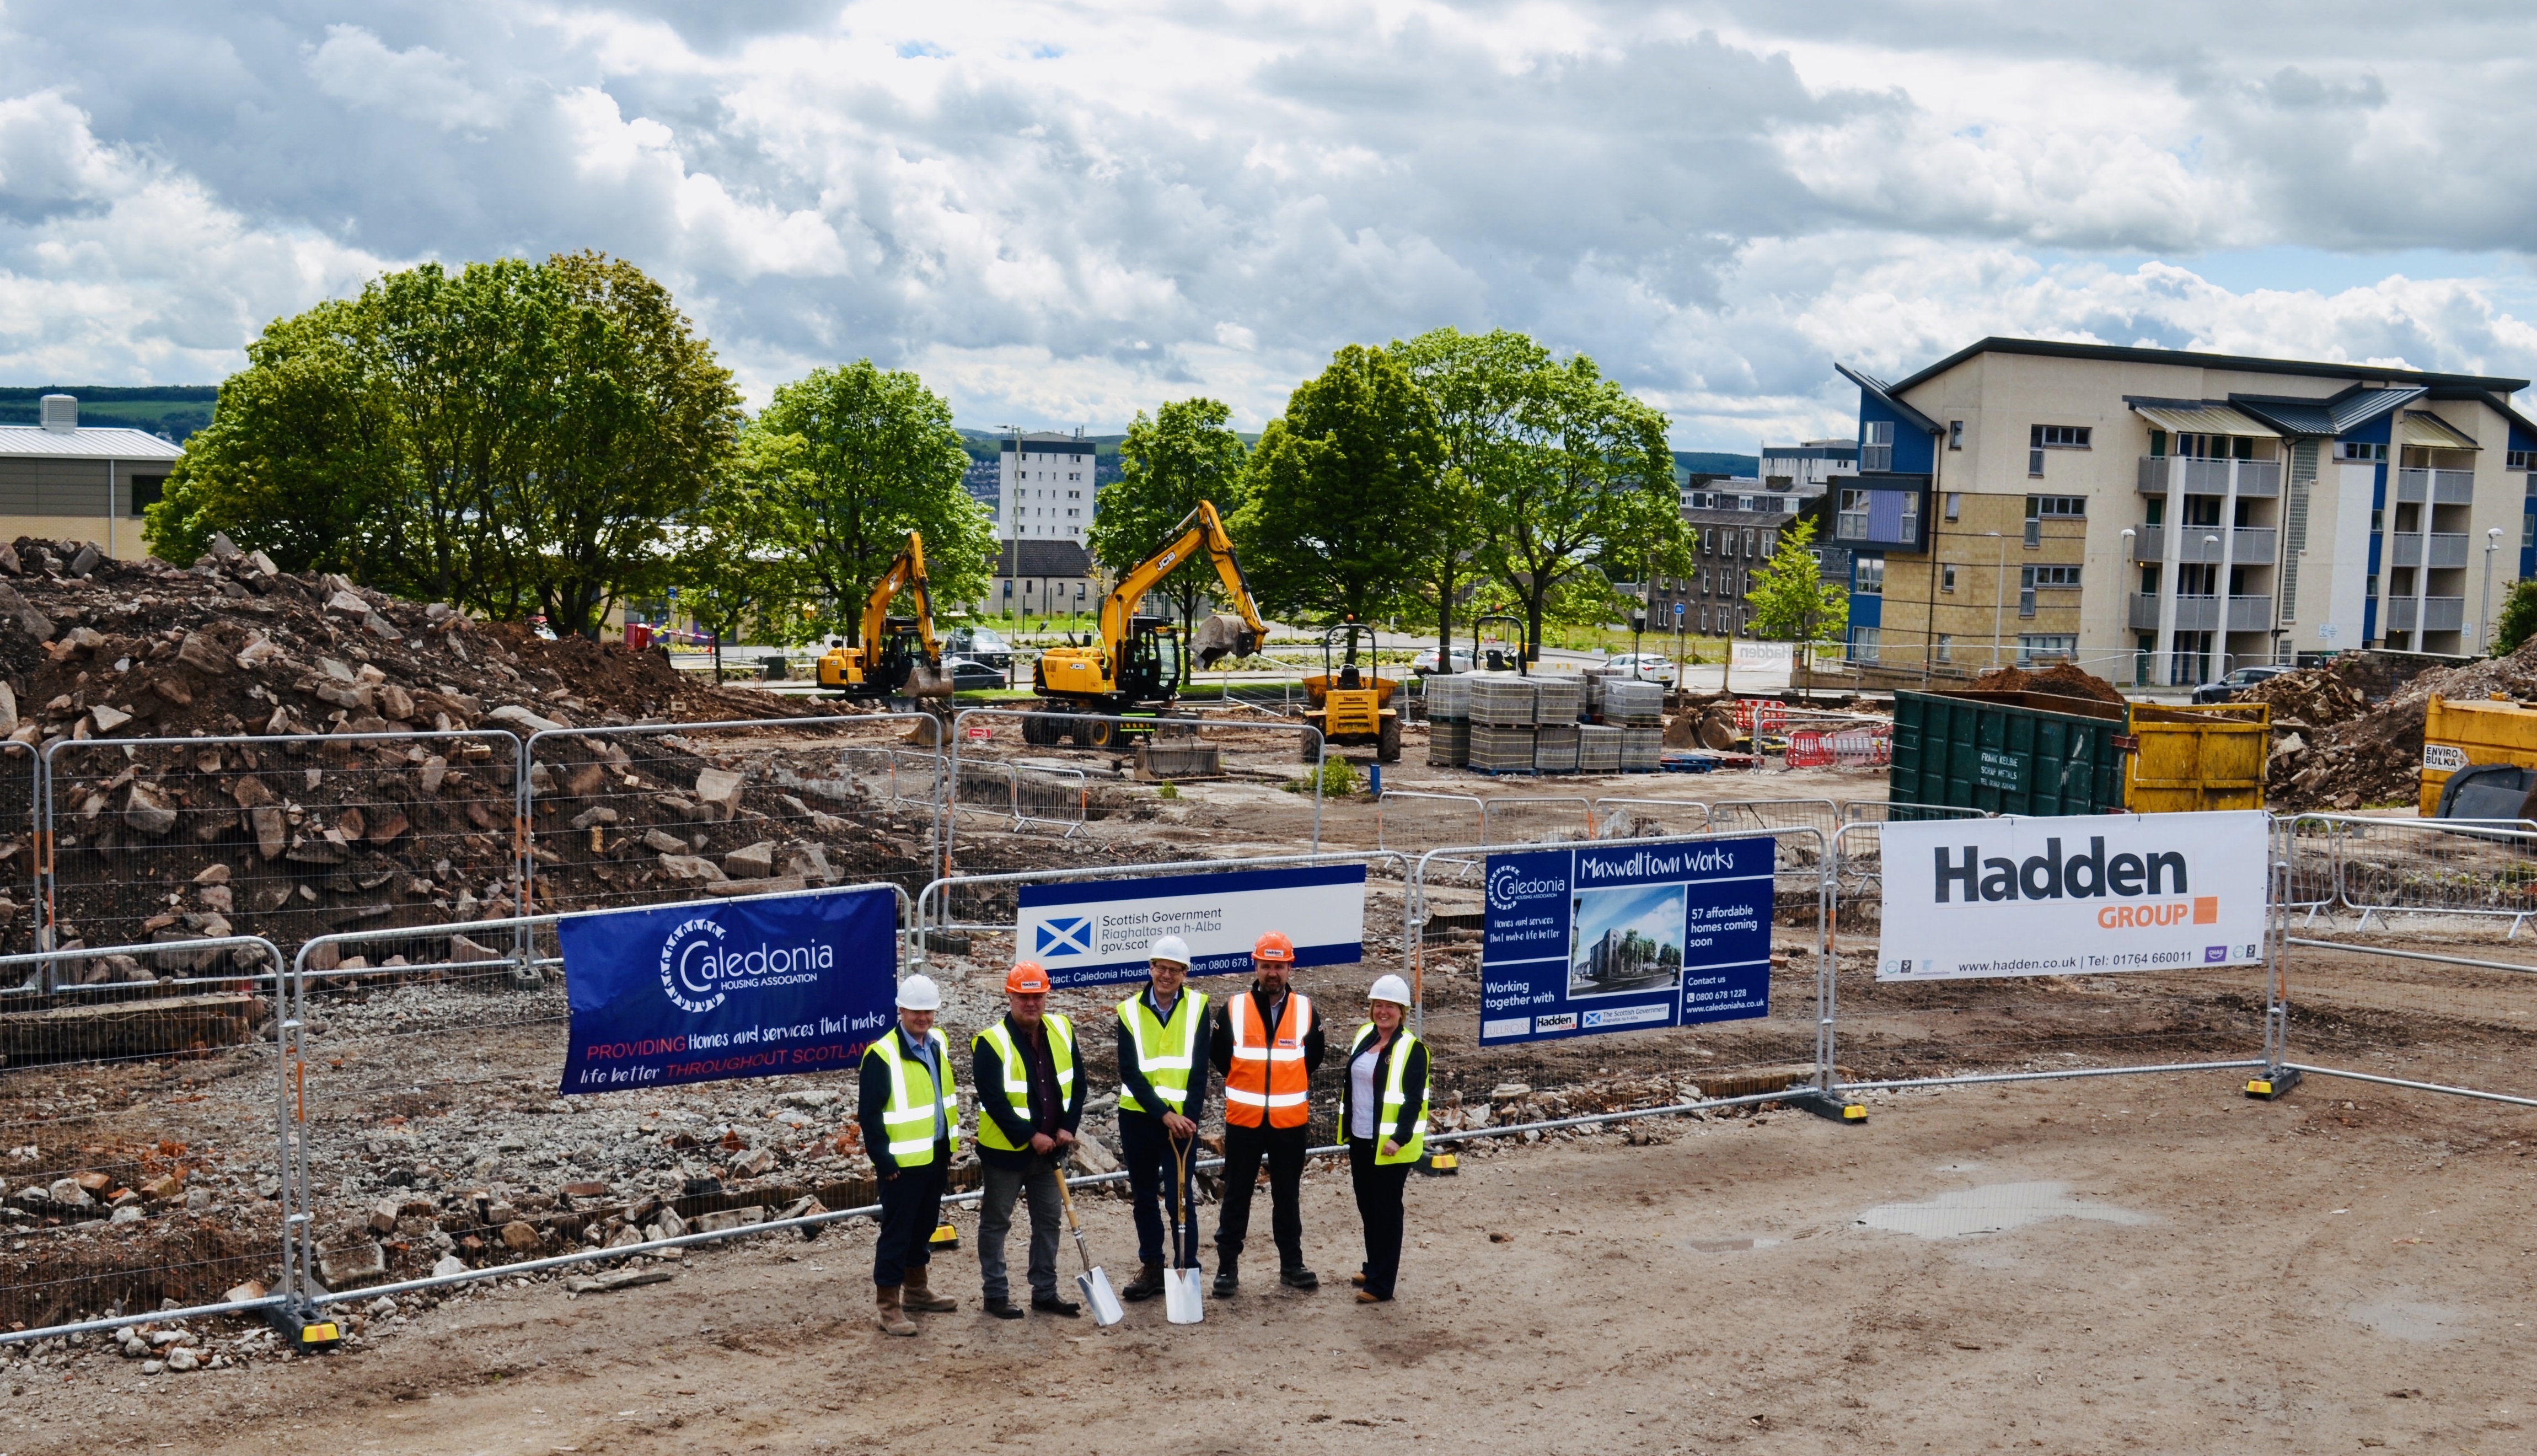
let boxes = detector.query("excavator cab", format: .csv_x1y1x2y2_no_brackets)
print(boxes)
1301,620,1398,762
1472,613,1529,675
1118,618,1185,702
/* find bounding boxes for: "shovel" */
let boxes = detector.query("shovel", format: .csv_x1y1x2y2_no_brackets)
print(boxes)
1164,1136,1205,1325
1054,1167,1124,1327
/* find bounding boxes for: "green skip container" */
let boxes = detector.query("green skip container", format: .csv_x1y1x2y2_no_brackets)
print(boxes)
1889,689,2127,817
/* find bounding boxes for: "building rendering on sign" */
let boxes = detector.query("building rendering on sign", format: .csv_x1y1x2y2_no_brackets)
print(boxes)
0,394,183,557
1833,339,2535,687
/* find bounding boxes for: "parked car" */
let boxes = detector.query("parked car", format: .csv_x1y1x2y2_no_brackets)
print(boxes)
1605,652,1675,681
941,657,1010,692
2192,664,2289,704
1411,646,1475,675
943,625,1014,670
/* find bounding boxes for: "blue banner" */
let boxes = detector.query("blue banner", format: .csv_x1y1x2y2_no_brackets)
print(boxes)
557,887,899,1094
1478,837,1774,1045
1016,864,1366,987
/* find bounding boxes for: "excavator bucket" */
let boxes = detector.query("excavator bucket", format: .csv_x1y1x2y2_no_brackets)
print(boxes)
902,659,954,699
1190,615,1260,669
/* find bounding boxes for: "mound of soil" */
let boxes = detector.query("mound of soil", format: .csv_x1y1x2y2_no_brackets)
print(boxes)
1965,662,2127,705
2267,640,2537,810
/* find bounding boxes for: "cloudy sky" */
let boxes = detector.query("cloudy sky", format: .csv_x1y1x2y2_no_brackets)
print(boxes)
4,1,2536,448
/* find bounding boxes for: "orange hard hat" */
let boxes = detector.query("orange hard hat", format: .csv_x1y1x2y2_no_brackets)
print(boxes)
1252,931,1296,963
1005,962,1052,994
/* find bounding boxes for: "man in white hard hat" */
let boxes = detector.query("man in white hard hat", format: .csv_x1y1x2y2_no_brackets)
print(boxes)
1114,933,1210,1302
858,974,961,1336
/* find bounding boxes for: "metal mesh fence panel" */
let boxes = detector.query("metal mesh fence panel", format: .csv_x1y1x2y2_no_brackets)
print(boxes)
43,730,523,971
1376,792,1483,859
2321,814,2537,934
1590,797,1712,841
1013,766,1088,834
0,940,286,1334
0,742,31,963
1481,796,1594,846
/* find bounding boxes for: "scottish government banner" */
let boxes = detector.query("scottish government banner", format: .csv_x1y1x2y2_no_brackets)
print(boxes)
1876,810,2268,982
557,887,899,1093
1016,864,1366,987
1478,837,1774,1046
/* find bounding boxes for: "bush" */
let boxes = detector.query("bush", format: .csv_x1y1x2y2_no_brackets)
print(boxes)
2496,578,2537,657
1156,782,1180,800
1318,755,1358,797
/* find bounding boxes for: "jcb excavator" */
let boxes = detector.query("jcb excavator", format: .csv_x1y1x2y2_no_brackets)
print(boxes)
1023,501,1268,748
1300,620,1399,761
816,532,952,701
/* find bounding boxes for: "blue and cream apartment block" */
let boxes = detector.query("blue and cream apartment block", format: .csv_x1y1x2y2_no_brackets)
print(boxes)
1828,339,2535,687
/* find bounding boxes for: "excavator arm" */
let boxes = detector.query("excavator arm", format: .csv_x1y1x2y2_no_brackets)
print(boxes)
859,531,941,664
1096,501,1268,666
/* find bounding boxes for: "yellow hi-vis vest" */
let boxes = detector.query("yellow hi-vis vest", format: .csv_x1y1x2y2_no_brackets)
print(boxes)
1116,989,1209,1116
1342,1023,1429,1165
972,1014,1076,1153
865,1027,959,1167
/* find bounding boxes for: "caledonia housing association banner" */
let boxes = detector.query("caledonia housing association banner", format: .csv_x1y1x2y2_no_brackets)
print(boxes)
557,887,899,1093
1877,810,2268,982
1479,837,1775,1046
1016,863,1367,987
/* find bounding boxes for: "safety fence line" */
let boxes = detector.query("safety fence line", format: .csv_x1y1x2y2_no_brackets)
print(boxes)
2283,937,2537,975
1831,1061,2268,1095
2281,813,2537,937
2278,1063,2537,1110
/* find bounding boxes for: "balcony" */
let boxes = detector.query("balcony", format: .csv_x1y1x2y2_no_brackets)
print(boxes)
2128,526,2278,565
2394,468,2475,505
2389,531,2470,569
2136,456,2281,498
2386,595,2466,633
2128,593,2275,632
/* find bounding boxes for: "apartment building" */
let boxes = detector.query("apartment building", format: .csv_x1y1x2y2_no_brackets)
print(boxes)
999,429,1098,543
1832,340,2536,686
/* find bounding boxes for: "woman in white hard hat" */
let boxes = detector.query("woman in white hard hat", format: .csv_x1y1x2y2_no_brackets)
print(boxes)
1337,973,1429,1303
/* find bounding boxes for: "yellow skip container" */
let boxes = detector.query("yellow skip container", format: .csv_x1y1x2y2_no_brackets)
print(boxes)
2123,701,2269,813
2417,694,2537,816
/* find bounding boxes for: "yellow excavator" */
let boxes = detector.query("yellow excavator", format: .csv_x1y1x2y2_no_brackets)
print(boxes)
816,532,952,701
1024,501,1268,748
1300,620,1399,761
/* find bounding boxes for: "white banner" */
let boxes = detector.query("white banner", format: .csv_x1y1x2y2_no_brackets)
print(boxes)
1015,864,1367,987
1876,811,2268,982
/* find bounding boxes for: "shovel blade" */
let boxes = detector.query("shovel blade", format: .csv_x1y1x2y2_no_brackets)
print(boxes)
1163,1268,1205,1324
1077,1267,1125,1327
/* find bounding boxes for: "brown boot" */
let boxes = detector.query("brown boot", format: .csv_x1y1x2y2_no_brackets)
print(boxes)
875,1284,916,1336
1119,1260,1166,1302
902,1264,958,1313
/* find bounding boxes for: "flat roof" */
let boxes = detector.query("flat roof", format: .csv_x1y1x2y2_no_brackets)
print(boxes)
1889,336,2529,396
0,425,184,461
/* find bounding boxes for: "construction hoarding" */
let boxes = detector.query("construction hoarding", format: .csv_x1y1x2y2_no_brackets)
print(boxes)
1876,810,2269,982
1478,837,1776,1045
1015,863,1367,987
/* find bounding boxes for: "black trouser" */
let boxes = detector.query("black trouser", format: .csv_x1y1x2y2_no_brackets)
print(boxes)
1348,1137,1411,1300
871,1143,950,1287
1117,1110,1200,1268
1214,1121,1308,1269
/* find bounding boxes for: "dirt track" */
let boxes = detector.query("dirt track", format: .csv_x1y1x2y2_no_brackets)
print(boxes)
35,1071,2537,1455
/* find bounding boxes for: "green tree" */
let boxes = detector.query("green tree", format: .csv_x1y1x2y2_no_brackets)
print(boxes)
2495,577,2537,657
1233,345,1444,630
1743,517,1847,691
1086,399,1249,644
1390,327,1540,671
739,361,993,645
680,443,806,679
1477,353,1686,660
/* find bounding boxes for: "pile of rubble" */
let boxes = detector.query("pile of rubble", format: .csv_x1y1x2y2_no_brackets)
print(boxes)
2263,641,2537,810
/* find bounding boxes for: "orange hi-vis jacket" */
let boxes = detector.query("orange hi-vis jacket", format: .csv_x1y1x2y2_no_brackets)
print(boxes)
1223,990,1314,1129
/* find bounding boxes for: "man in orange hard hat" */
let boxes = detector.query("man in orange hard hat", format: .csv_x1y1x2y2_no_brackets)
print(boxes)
971,961,1084,1319
1208,929,1324,1295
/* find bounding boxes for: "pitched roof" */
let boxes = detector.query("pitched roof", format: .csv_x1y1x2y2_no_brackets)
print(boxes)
1888,336,2528,396
1832,363,1941,434
993,539,1093,576
0,425,184,461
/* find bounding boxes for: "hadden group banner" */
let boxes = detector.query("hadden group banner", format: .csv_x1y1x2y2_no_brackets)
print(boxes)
557,887,899,1093
1479,837,1775,1046
1016,864,1366,987
1876,810,2268,982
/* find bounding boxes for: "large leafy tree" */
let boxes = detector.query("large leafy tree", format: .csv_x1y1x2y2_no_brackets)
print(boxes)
1085,398,1249,643
1390,327,1542,669
1233,345,1444,631
1479,353,1687,659
737,362,994,645
1744,515,1847,690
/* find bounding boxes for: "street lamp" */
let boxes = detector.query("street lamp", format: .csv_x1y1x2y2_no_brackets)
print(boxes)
1986,530,2005,668
2482,525,2506,654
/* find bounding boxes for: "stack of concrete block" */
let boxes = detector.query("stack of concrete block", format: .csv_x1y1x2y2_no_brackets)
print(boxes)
1468,724,1537,773
1428,720,1471,767
1531,676,1584,725
1578,723,1623,773
1424,672,1472,723
1602,680,1664,727
1619,727,1664,771
1533,723,1581,772
1469,675,1537,727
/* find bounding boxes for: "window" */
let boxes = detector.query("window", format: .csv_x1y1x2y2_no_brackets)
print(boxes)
1949,420,1964,450
2018,566,2037,618
2139,565,2159,595
2509,449,2535,471
2029,496,2086,518
1944,491,1960,521
2028,565,2082,587
1849,626,1880,663
1862,420,1894,473
1937,634,1952,662
2035,425,2091,449
2340,440,2388,462
1741,529,1755,556
2525,513,2535,550
1003,581,1014,599
127,476,164,518
1941,564,1957,593
2016,634,2077,667
1854,557,1885,596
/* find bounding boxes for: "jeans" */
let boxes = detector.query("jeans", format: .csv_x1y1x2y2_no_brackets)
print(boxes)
1347,1137,1411,1299
978,1157,1063,1302
1214,1121,1308,1267
871,1147,949,1288
1117,1110,1200,1268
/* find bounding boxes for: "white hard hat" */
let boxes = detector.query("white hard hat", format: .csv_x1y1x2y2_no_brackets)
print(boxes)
1368,974,1412,1007
895,974,942,1011
1147,934,1192,966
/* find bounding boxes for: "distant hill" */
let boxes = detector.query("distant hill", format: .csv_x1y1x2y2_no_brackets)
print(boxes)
1674,450,1758,482
0,386,218,443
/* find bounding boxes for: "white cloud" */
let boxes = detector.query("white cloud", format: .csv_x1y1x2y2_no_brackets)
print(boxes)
0,2,2529,448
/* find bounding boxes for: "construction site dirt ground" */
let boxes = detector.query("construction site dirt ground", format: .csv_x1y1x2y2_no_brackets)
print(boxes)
27,1071,2537,1456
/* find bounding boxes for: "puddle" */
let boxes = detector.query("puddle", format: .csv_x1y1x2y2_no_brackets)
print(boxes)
2347,1299,2470,1342
1857,1181,2152,1239
1682,1236,1783,1253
